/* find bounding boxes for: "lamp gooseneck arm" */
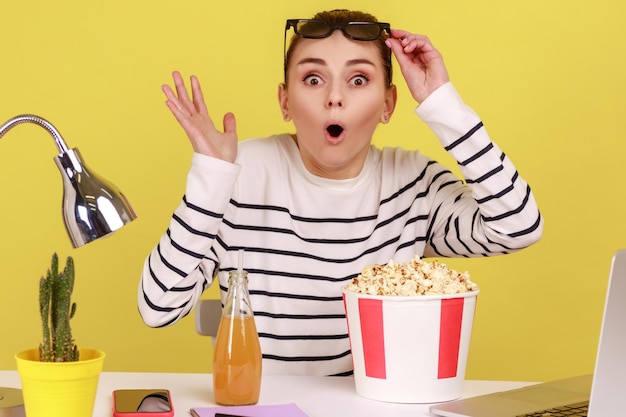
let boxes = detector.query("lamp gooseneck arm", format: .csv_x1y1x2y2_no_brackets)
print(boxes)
0,114,70,154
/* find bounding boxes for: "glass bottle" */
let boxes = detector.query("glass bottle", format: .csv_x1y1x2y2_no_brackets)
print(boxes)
212,269,262,405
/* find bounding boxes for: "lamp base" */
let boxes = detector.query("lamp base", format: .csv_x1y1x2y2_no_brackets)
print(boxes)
0,387,24,417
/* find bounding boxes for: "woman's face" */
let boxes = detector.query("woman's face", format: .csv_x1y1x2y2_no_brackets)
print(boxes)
279,32,396,180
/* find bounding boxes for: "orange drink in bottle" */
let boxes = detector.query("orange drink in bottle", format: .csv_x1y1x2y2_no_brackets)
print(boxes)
212,264,262,405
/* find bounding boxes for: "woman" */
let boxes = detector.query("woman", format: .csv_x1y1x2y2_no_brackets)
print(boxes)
138,9,543,376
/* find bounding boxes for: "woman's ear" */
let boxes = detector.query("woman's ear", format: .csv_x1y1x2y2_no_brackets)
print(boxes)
278,83,291,121
381,84,398,124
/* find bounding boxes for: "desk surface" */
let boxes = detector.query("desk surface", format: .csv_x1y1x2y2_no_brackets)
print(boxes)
0,371,533,417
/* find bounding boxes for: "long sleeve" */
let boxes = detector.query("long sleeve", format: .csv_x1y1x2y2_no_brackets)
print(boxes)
138,153,241,327
415,82,543,257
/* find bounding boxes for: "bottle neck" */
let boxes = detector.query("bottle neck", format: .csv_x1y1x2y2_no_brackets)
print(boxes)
223,270,254,318
228,270,248,286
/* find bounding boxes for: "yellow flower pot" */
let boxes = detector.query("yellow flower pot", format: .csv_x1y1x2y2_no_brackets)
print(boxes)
15,348,105,417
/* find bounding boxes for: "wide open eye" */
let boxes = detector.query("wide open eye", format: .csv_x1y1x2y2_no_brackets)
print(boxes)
303,74,323,86
350,75,369,86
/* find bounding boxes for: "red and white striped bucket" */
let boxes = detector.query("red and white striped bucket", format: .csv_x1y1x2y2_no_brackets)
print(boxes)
343,289,479,403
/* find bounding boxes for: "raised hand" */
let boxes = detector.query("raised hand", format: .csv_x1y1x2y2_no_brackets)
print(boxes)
385,30,450,104
162,71,238,162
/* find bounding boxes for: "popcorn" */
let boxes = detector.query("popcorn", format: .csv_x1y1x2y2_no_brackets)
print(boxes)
344,256,478,296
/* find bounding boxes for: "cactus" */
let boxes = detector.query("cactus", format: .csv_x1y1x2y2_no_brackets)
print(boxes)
38,253,79,362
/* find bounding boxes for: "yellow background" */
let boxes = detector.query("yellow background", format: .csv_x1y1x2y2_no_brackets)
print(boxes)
1,0,624,383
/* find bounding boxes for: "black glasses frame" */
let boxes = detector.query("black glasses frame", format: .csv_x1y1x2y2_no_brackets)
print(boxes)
285,19,391,42
283,19,391,81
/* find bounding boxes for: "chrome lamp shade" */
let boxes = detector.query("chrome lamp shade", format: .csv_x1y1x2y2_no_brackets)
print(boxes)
55,147,136,247
0,114,136,248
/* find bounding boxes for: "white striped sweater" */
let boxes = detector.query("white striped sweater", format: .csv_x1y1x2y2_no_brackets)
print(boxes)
138,83,543,376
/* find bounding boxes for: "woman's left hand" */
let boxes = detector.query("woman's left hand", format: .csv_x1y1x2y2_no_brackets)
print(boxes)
386,29,450,104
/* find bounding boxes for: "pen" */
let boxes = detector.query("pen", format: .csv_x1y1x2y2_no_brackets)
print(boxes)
215,414,250,417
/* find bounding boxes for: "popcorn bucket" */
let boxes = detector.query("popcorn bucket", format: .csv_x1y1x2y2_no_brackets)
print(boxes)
343,289,479,403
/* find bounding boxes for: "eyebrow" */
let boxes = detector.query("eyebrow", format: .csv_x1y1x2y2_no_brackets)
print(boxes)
296,57,377,68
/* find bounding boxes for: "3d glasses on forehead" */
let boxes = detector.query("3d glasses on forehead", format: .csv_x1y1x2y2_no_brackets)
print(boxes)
285,19,391,41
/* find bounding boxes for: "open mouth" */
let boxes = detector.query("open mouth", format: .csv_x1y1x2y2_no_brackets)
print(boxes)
326,124,344,138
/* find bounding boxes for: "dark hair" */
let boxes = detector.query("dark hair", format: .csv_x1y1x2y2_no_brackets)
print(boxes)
284,9,392,86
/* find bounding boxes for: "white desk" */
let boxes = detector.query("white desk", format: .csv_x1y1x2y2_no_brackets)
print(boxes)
0,371,532,417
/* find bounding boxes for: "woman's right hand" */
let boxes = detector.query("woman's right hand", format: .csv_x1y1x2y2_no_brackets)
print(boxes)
162,71,238,162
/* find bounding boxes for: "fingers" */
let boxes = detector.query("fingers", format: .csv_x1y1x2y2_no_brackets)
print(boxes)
161,71,203,116
162,82,188,124
161,71,210,136
386,29,449,103
171,71,191,102
160,71,238,161
190,75,208,115
223,112,237,135
162,81,185,117
162,93,198,134
389,30,435,56
174,72,200,115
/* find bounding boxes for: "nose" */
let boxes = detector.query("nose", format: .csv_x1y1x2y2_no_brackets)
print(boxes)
325,85,343,108
327,99,343,108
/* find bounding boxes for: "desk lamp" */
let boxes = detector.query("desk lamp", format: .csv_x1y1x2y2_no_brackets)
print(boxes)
0,114,137,417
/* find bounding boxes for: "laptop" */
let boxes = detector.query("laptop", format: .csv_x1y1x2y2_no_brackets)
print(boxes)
430,249,626,417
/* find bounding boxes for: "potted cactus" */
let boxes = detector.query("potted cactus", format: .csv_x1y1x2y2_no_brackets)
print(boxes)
15,253,105,417
38,253,79,362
